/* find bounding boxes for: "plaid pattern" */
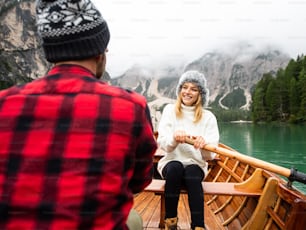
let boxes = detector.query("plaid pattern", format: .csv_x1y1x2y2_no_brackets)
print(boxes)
0,65,157,230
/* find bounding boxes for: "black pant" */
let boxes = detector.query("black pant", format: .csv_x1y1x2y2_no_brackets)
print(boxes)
162,161,205,228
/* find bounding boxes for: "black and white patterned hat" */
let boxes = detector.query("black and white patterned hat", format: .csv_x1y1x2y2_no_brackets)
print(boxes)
36,0,110,62
176,70,209,107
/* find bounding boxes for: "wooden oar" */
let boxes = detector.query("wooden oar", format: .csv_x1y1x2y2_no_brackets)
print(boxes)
186,138,306,185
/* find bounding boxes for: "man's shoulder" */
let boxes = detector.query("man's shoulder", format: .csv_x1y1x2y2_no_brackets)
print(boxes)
0,85,23,98
97,83,148,107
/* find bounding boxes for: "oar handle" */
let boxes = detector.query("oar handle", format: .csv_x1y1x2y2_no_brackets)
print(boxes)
289,168,306,184
186,138,306,185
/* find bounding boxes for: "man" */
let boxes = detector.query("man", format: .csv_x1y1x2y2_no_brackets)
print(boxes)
0,0,157,229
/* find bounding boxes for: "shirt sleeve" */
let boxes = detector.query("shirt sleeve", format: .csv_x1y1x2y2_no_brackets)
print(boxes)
128,104,157,194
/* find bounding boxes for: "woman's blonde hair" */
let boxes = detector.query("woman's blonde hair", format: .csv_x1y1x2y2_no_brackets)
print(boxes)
175,93,203,123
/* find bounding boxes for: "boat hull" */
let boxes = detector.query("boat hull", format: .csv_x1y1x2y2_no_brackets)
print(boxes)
134,143,306,229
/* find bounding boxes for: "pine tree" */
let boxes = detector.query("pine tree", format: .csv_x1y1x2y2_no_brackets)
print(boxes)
297,69,306,121
252,87,266,122
289,77,300,121
251,73,273,122
266,79,282,121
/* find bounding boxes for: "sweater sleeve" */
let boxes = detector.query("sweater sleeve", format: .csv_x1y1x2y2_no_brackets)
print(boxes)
156,104,178,153
200,111,219,160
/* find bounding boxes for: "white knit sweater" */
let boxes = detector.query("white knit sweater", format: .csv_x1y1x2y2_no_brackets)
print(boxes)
157,104,219,178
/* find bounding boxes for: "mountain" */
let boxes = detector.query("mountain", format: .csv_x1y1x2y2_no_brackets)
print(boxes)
0,0,113,88
111,47,290,116
0,0,49,88
184,47,290,110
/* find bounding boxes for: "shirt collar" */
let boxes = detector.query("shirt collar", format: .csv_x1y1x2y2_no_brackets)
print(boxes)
48,64,96,78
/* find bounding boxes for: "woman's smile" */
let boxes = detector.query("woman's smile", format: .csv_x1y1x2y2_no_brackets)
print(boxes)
180,82,200,106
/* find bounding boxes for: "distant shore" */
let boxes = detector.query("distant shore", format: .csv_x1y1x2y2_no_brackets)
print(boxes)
230,120,253,124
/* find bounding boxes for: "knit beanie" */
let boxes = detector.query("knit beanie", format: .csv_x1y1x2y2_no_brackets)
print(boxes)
36,0,110,62
176,70,209,107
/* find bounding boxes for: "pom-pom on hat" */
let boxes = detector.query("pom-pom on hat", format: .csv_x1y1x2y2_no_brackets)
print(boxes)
176,70,209,107
36,0,110,62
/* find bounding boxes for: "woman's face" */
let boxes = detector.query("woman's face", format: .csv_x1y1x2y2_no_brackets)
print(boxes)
180,82,200,106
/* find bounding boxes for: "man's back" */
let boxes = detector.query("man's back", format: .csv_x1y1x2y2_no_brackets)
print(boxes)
0,65,157,229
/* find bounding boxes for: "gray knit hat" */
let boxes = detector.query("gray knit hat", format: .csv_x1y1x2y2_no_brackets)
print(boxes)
36,0,110,62
176,70,209,107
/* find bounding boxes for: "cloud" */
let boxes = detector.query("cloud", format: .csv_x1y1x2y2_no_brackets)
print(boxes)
92,0,306,77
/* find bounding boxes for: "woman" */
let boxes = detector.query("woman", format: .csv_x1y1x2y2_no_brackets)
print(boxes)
157,70,219,230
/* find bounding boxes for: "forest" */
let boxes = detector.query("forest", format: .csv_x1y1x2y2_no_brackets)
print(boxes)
251,55,306,123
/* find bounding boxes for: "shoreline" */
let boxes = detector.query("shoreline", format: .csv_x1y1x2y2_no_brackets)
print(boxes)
230,120,253,123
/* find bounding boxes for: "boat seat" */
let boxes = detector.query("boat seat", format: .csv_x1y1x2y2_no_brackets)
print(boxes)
144,179,262,228
145,179,262,196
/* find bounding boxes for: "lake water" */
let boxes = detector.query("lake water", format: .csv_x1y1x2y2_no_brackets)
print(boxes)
219,122,306,193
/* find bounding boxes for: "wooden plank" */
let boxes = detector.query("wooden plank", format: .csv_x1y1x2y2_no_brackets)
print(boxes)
145,179,262,196
133,192,228,230
144,195,162,228
134,192,155,212
145,179,165,194
204,202,224,230
177,194,191,230
241,177,279,230
146,198,162,228
205,182,261,196
134,192,195,229
143,179,262,228
133,192,158,229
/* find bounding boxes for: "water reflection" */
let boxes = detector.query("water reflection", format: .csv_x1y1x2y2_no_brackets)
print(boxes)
219,122,306,193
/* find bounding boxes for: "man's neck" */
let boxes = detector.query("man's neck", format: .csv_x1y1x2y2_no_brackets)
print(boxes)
55,58,96,75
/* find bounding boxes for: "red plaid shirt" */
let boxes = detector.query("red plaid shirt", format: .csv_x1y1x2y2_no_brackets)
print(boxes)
0,65,157,230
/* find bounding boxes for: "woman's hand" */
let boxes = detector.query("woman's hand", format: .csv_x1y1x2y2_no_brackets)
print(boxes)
174,131,205,149
174,130,187,143
192,136,206,149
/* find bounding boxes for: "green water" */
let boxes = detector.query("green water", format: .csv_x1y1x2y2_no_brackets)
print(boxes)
219,122,306,193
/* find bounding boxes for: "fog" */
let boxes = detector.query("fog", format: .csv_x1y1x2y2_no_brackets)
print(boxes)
92,0,306,77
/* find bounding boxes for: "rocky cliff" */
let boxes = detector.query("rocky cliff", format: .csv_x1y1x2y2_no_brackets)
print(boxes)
0,0,49,88
184,47,290,110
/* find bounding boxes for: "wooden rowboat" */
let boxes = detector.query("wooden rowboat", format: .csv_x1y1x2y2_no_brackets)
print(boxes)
133,142,306,230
